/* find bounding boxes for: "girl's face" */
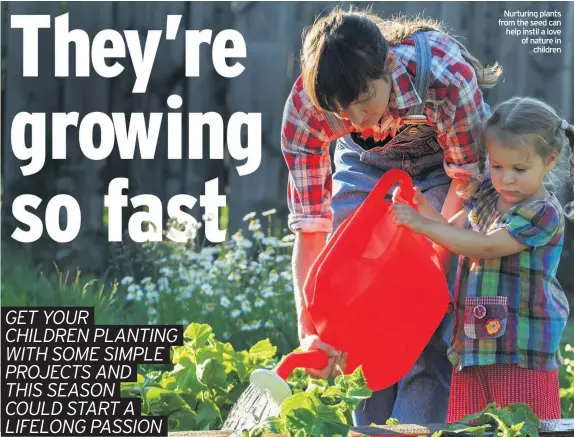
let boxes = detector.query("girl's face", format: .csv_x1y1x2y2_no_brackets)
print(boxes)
486,137,558,205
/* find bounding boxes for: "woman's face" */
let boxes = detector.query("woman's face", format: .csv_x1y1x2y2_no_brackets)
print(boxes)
335,52,395,129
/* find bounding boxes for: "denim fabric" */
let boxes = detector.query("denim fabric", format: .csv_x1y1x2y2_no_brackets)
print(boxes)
329,31,456,425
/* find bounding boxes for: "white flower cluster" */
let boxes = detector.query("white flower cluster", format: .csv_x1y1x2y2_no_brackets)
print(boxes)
118,211,299,351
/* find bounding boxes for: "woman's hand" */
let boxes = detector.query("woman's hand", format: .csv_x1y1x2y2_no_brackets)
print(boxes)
390,203,429,234
300,334,347,379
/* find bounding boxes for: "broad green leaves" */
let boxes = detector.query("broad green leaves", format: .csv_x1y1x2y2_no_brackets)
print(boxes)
434,402,541,437
120,322,280,432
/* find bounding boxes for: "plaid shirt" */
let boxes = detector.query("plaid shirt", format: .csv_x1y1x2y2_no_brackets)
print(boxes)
281,30,490,233
448,178,570,371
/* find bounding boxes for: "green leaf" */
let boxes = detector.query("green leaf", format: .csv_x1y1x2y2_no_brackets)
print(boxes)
184,323,213,349
196,347,224,368
171,361,205,393
386,418,400,426
441,423,489,437
145,387,188,415
458,402,498,425
280,392,322,418
196,400,222,430
168,408,197,431
340,385,372,410
285,407,351,437
507,404,540,437
321,386,343,404
508,403,541,427
172,347,196,366
197,358,228,390
248,339,277,361
263,416,286,435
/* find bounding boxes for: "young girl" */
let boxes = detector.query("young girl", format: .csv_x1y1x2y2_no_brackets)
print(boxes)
391,96,573,421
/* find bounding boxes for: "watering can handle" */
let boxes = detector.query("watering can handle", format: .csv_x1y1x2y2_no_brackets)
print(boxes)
378,169,417,210
274,350,330,381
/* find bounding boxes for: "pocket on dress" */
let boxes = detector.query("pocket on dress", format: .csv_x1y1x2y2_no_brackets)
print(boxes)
463,296,508,339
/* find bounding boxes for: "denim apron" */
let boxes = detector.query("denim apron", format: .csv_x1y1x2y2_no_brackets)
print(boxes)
329,32,456,425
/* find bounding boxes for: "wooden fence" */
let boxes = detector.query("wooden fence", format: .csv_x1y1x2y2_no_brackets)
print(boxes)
1,1,573,288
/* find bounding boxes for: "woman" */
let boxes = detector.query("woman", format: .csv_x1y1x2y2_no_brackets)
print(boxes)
280,7,502,425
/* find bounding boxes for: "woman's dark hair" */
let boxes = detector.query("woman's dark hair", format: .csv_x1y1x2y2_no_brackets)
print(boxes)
301,6,503,113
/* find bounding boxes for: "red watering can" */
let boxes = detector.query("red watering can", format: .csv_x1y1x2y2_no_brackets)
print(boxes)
252,169,452,399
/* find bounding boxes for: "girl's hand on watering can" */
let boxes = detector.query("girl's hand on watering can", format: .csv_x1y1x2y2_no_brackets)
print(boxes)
392,186,427,208
301,334,345,379
391,203,428,233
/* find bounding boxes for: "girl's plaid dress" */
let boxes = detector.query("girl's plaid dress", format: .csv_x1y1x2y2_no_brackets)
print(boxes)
446,178,569,422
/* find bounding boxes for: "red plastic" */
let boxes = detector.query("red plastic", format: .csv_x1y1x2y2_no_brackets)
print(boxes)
298,169,452,391
275,350,330,380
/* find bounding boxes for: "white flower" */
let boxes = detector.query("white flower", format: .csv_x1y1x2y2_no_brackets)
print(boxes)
159,267,172,277
248,220,262,232
280,271,292,281
243,212,256,221
253,230,265,240
268,270,279,284
202,213,215,222
281,234,295,242
235,294,246,302
205,303,215,312
251,320,262,330
185,251,198,262
241,301,252,312
121,276,134,286
158,277,169,291
220,297,231,308
237,239,253,250
182,286,194,299
261,287,274,298
258,252,272,262
263,237,280,248
232,232,245,244
264,321,275,329
228,271,241,281
214,260,227,270
262,209,277,216
254,298,264,308
231,309,241,318
140,276,152,284
200,284,214,296
565,344,572,352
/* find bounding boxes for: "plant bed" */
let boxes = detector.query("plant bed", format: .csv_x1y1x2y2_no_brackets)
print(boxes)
167,419,574,437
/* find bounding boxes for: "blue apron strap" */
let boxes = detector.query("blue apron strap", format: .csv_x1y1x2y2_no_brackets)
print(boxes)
406,32,432,120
